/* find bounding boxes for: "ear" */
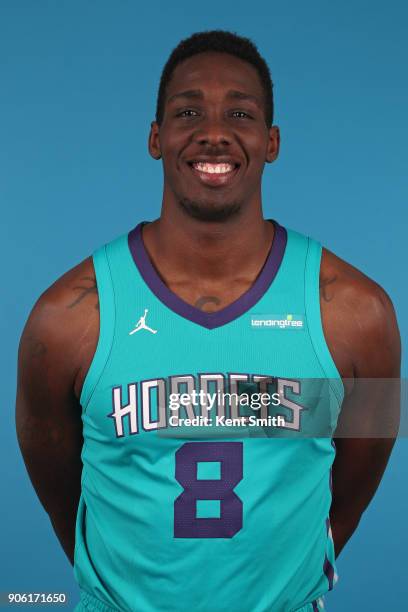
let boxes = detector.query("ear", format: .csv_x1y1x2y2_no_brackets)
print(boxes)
265,126,280,163
148,121,161,160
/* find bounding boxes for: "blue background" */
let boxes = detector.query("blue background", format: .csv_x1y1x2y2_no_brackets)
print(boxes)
1,1,406,609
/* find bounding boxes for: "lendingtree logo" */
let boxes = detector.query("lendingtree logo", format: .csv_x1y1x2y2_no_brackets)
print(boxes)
250,313,305,330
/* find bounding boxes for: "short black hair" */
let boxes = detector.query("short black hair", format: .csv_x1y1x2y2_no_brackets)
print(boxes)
155,30,274,128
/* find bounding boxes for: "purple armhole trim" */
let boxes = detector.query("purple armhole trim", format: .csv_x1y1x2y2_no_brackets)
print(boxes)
323,438,337,591
128,219,287,329
312,601,319,612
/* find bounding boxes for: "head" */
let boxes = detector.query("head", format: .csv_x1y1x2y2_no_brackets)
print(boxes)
149,30,280,223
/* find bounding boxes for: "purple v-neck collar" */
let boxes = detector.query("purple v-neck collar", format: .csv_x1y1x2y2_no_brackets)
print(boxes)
127,219,287,330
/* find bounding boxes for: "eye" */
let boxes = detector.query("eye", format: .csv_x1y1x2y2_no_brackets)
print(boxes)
231,110,252,119
176,109,199,118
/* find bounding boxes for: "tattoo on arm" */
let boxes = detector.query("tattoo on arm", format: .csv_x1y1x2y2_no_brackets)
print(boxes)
26,336,47,358
194,296,221,312
68,276,99,310
319,275,337,302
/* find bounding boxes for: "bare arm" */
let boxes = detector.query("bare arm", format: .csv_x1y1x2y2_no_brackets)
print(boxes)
15,259,98,565
321,250,401,557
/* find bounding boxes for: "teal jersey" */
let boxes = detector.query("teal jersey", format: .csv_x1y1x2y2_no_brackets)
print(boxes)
73,219,344,612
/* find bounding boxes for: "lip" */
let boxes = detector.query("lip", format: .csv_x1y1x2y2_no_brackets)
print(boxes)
186,160,241,187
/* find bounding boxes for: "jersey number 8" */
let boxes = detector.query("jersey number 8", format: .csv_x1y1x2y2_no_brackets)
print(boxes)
174,441,243,538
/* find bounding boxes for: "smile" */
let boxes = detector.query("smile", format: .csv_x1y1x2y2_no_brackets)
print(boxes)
193,162,235,174
187,161,240,186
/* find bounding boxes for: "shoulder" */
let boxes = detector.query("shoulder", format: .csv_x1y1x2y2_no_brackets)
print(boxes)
18,256,99,399
320,247,401,378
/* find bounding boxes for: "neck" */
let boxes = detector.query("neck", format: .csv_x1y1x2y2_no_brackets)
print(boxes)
141,199,275,284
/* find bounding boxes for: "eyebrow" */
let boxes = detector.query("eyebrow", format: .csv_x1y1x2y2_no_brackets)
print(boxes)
167,88,262,108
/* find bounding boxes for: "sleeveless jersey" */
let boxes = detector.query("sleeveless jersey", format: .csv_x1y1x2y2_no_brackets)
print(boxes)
73,219,344,612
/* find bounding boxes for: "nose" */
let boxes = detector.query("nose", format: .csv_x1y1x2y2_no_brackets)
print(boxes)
193,116,233,147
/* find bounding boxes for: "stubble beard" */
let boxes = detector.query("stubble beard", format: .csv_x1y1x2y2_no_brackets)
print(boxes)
178,197,242,223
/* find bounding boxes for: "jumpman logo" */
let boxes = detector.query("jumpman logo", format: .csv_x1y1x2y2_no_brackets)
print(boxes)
129,309,157,335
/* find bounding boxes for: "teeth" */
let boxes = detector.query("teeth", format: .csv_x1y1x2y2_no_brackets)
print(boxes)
193,162,235,174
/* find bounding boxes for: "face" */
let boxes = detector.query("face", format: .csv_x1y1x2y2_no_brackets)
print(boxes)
149,51,280,223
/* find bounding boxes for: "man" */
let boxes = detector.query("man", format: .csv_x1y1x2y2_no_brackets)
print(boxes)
16,30,400,612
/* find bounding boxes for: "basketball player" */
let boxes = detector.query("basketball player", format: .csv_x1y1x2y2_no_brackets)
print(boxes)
16,31,401,611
